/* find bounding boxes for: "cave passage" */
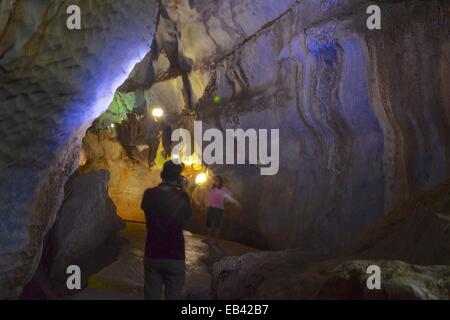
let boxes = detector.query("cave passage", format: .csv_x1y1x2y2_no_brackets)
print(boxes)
1,0,449,301
68,93,261,299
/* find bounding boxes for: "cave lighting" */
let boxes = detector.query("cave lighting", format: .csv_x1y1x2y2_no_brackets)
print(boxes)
181,153,202,168
171,152,180,164
152,107,164,118
195,172,207,185
214,95,222,105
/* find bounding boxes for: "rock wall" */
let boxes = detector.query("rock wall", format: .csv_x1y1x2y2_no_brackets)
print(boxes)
45,170,124,293
80,127,161,222
0,0,159,298
317,260,450,300
201,1,450,251
350,178,450,266
121,0,450,251
0,0,449,298
211,177,450,300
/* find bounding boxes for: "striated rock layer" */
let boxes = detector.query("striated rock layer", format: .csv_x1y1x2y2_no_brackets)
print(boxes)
123,0,450,251
200,0,450,251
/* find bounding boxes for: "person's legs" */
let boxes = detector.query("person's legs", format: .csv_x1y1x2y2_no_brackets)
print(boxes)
207,227,214,242
161,260,186,300
212,228,219,244
144,258,163,300
211,209,224,244
206,207,215,243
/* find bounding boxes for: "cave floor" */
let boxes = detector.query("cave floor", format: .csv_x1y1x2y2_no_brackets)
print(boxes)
71,222,257,300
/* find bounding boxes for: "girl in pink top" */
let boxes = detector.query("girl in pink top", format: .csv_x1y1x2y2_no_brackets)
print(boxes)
205,176,239,245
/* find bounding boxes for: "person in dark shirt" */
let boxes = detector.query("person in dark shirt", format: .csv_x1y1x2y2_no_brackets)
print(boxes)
140,160,192,300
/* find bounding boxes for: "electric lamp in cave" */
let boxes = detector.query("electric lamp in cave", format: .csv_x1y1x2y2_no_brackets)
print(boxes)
172,152,180,161
151,107,164,120
195,172,207,186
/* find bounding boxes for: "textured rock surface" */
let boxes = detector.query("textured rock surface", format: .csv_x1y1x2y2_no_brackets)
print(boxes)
0,0,159,298
211,249,318,300
351,179,450,265
80,128,161,222
212,252,450,300
195,0,450,251
45,170,124,291
212,179,450,299
317,260,450,300
119,0,450,251
1,0,449,299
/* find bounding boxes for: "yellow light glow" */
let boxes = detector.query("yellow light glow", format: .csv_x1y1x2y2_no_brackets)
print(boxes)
152,107,164,118
110,123,115,128
181,153,202,167
195,172,207,185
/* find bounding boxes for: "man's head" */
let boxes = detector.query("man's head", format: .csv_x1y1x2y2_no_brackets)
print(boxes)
161,160,182,183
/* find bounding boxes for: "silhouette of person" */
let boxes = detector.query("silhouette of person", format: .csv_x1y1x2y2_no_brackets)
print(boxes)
140,161,192,300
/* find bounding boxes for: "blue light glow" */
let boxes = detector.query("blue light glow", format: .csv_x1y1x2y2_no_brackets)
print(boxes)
59,35,152,144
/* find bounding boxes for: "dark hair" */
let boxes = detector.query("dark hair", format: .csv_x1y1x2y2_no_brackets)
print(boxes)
212,176,224,189
161,160,182,182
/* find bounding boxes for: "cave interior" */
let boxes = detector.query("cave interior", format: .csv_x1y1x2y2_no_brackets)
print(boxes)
0,0,449,300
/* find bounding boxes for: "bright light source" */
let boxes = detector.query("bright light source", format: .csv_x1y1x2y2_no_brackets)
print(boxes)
195,172,207,185
152,107,164,118
182,153,202,167
110,123,115,128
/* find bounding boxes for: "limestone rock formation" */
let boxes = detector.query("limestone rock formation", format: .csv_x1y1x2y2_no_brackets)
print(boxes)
317,260,450,300
1,0,449,299
351,179,450,266
121,0,450,252
0,0,158,298
211,249,320,300
212,253,450,300
46,170,124,291
194,0,450,252
211,179,450,299
81,128,161,222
